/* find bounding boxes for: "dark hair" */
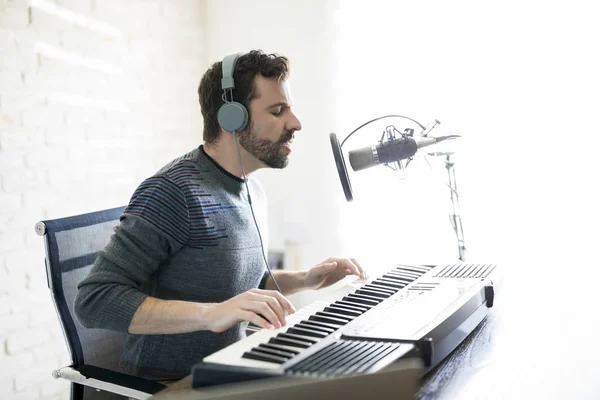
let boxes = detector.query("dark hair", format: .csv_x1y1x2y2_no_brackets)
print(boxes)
198,50,290,145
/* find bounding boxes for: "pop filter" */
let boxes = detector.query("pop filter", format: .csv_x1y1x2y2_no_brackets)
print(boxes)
329,132,353,202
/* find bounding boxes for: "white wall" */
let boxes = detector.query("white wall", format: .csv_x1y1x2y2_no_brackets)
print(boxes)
332,0,600,280
1,0,206,398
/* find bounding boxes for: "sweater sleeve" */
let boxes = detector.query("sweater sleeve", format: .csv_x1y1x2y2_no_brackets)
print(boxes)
74,176,189,333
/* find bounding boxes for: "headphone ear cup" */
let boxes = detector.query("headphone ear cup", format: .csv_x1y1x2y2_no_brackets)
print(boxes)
218,102,248,133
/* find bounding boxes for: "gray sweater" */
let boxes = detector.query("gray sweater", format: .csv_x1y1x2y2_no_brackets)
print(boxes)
74,146,269,380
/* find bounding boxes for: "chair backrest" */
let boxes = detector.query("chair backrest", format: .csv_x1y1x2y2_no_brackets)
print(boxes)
36,206,128,372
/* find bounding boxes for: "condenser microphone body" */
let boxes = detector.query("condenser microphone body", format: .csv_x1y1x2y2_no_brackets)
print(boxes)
348,136,439,171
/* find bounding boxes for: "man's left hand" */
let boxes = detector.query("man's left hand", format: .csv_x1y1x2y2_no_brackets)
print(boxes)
304,257,366,290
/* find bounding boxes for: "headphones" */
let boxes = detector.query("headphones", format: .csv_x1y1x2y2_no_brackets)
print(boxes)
217,53,249,133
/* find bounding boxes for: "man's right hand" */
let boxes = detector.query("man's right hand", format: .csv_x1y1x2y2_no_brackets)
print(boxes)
206,289,297,333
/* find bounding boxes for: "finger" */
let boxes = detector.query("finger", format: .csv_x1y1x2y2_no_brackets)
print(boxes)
335,258,361,278
264,289,297,316
351,258,367,279
246,301,283,328
249,292,288,327
239,310,274,330
263,296,287,327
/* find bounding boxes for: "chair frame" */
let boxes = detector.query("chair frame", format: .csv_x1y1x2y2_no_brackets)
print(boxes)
36,206,165,400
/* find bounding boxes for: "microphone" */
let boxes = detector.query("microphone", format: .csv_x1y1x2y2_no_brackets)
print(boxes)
348,135,457,171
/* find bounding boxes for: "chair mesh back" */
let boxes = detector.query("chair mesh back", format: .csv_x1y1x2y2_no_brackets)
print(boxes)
41,207,128,373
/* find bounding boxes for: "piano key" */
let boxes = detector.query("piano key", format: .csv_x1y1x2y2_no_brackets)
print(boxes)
257,343,300,355
278,332,319,344
287,326,329,339
309,313,348,325
343,295,379,307
251,346,295,359
387,269,420,279
334,300,370,312
386,270,418,278
295,322,336,334
329,302,367,314
382,274,413,283
376,277,408,287
269,336,312,349
355,289,391,299
324,306,362,317
347,292,384,303
315,311,353,322
395,265,430,274
299,319,341,331
242,350,287,364
338,297,375,309
371,280,404,290
364,284,398,294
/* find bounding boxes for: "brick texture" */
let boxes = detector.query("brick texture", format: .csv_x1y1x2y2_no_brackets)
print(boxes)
0,0,206,398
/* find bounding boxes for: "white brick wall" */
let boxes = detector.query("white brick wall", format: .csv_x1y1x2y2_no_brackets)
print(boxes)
1,0,207,398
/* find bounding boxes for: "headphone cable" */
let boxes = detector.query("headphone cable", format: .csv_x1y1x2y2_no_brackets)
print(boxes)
233,132,283,294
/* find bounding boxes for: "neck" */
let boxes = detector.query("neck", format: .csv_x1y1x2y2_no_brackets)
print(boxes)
203,133,263,178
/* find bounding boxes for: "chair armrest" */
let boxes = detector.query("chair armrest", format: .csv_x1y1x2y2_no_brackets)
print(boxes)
54,365,166,400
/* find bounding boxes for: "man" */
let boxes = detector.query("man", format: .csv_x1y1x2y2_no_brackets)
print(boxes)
74,50,365,381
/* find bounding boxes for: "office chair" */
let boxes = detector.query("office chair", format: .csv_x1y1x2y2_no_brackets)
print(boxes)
36,206,166,400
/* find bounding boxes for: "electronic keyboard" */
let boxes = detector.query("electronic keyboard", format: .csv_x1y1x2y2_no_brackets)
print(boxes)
192,262,496,388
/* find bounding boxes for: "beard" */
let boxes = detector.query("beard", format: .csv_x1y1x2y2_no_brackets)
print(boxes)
238,122,294,169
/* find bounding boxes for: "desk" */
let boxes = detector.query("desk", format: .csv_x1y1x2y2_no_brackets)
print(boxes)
152,266,600,399
419,266,600,399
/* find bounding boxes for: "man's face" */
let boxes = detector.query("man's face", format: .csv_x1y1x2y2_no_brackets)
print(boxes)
238,75,302,169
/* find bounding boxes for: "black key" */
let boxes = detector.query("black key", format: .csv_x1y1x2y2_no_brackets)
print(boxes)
300,319,340,331
296,322,335,334
324,306,362,317
348,292,384,303
329,302,366,314
395,265,429,274
252,346,295,359
377,277,407,286
309,314,347,325
343,295,379,307
258,343,300,355
355,289,390,299
382,274,413,283
389,270,420,280
315,311,353,322
334,301,370,312
242,350,287,364
365,284,398,294
287,326,328,338
372,280,403,290
279,332,319,344
338,297,374,309
269,336,311,349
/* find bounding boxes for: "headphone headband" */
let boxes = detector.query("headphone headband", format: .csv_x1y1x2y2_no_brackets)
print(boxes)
221,53,241,91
